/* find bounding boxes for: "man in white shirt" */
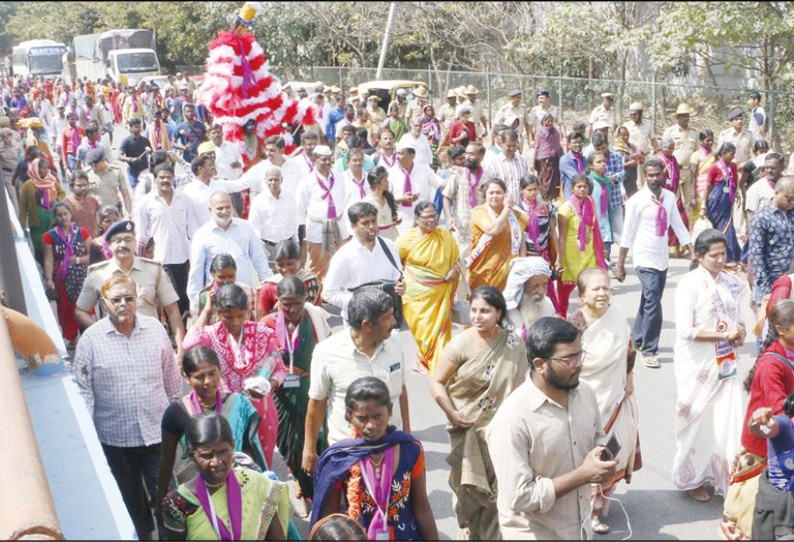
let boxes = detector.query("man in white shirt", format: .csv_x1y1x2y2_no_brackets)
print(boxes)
324,201,405,322
746,153,785,226
186,192,272,312
236,135,303,196
209,124,243,180
616,159,694,368
482,129,529,203
748,91,767,141
296,145,347,282
387,140,443,232
76,121,114,170
181,153,227,226
248,165,298,265
290,131,319,178
136,164,200,316
397,117,433,166
303,288,410,476
341,147,370,231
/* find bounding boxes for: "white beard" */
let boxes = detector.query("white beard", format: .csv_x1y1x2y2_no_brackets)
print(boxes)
519,295,550,329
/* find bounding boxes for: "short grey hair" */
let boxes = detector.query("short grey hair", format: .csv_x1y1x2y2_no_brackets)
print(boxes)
660,136,675,149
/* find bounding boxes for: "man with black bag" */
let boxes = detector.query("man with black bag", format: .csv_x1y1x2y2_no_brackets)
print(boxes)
323,201,406,326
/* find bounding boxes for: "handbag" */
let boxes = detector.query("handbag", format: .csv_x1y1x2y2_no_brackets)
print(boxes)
451,261,471,325
349,237,405,329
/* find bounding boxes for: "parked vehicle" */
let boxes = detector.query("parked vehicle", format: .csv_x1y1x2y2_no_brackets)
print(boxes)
69,29,160,85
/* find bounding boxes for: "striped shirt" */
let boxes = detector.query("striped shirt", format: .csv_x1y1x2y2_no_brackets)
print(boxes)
73,315,181,447
483,151,529,202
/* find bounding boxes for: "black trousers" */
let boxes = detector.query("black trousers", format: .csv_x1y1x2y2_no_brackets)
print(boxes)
102,443,161,541
164,260,190,317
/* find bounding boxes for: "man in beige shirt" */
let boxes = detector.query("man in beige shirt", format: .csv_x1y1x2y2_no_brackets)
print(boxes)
622,102,657,154
717,108,755,169
488,317,617,540
87,148,132,214
588,92,617,138
405,86,429,125
662,103,699,209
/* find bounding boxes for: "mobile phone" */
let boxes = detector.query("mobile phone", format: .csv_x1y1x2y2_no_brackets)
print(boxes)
601,433,621,461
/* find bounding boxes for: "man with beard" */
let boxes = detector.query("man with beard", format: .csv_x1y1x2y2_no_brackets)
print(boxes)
186,192,272,313
616,159,694,368
487,317,617,540
503,257,556,339
75,220,185,356
442,141,487,257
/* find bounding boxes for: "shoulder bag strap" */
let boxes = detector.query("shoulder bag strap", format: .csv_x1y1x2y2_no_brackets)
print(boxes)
377,236,403,279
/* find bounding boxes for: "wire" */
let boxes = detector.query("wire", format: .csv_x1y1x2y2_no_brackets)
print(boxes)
579,483,633,540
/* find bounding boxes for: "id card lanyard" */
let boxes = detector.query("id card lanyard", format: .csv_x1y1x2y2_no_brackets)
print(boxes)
359,451,392,540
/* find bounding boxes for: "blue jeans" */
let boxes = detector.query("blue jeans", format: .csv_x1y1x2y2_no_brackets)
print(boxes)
632,266,668,356
127,168,141,190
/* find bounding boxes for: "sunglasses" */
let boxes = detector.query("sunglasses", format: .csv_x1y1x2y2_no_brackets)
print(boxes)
106,295,135,305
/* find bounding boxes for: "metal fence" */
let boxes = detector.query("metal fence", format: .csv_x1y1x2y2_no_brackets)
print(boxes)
176,64,794,155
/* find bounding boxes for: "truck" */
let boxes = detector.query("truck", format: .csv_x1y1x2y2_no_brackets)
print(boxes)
12,40,67,78
69,29,160,85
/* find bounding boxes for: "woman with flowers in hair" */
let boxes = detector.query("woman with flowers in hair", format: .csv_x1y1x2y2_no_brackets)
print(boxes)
311,377,437,541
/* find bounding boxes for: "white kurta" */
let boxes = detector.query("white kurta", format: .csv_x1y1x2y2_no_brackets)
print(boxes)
672,266,747,497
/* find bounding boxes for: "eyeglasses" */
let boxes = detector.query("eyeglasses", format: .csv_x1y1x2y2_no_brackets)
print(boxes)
106,295,135,305
546,352,584,366
417,214,439,221
110,236,135,245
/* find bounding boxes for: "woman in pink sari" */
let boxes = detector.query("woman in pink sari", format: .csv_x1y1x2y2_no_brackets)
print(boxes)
183,283,286,467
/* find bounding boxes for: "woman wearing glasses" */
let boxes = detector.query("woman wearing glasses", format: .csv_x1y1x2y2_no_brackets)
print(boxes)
568,268,640,534
430,286,527,540
396,201,460,373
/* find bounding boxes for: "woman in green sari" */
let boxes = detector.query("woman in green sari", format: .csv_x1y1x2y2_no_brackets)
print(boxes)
158,346,267,521
162,413,291,541
383,101,406,144
429,286,527,540
262,276,332,512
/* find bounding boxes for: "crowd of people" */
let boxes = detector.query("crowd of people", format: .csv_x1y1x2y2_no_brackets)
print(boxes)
5,69,794,541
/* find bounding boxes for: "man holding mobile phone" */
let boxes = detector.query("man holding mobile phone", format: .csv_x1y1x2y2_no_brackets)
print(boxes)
487,317,617,540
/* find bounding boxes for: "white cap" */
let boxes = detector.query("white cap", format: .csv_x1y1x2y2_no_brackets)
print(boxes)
313,145,332,157
592,120,610,131
396,140,416,152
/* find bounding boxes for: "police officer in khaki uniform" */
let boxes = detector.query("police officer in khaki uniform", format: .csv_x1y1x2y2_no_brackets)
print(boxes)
717,108,755,168
75,220,187,356
494,90,529,152
662,103,699,213
393,88,409,120
405,86,429,125
438,89,458,142
462,85,488,138
588,92,617,139
366,95,386,125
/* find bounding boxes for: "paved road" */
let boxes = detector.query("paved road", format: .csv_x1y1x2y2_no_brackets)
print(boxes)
106,124,751,539
282,257,754,540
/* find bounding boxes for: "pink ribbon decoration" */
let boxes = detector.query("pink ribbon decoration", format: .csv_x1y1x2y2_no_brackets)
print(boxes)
187,389,223,416
571,195,594,252
237,37,255,100
317,173,337,219
361,446,396,541
400,164,413,207
524,198,540,244
55,224,76,280
380,151,396,168
194,470,243,541
466,168,483,208
352,175,366,198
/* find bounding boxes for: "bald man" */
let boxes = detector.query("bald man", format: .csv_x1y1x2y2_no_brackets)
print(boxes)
186,191,272,312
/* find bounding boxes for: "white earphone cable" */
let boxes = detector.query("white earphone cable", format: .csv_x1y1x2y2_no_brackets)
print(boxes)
579,483,633,540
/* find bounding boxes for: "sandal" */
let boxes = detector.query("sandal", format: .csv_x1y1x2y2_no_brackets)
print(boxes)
686,487,711,502
591,516,610,534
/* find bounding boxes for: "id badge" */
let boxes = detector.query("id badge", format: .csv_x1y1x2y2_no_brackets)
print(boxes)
283,374,301,389
716,342,738,380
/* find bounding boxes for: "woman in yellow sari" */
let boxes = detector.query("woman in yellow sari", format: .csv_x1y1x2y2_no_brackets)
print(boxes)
689,129,715,226
397,201,460,373
467,179,527,291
